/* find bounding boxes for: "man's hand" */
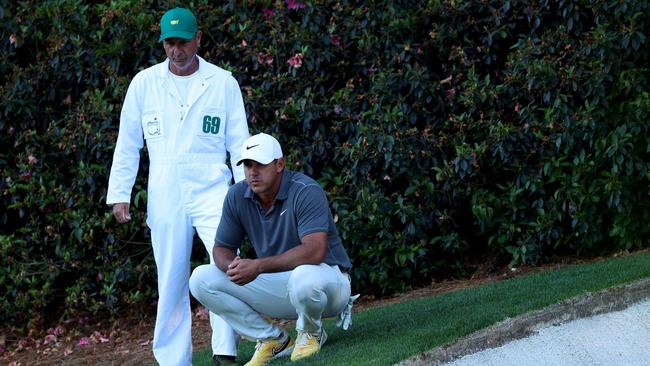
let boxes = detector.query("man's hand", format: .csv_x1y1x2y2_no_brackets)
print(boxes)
112,202,131,224
226,256,261,285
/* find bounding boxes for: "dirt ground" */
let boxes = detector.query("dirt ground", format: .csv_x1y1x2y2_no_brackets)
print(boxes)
0,254,622,366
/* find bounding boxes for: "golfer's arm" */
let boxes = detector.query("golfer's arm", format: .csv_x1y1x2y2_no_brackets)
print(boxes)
213,245,237,272
256,231,328,273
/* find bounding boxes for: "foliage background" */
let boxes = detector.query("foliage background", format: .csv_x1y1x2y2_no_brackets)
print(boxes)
1,0,648,333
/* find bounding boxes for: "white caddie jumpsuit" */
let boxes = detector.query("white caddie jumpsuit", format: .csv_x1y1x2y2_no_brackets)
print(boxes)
107,56,249,366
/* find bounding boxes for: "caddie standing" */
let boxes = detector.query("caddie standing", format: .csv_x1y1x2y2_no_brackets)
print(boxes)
106,7,248,366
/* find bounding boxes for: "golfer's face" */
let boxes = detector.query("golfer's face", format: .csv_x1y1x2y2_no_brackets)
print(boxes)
244,159,281,195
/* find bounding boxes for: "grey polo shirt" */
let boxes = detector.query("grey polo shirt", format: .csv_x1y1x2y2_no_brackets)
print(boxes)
215,170,352,271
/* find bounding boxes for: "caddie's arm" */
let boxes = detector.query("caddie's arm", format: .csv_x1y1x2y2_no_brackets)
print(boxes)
223,76,249,184
225,232,327,286
106,75,145,214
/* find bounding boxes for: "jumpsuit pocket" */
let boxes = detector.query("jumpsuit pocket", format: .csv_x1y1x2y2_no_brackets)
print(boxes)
142,111,163,140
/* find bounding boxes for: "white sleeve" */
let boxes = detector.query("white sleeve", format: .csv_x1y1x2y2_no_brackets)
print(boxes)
106,75,144,204
224,75,249,183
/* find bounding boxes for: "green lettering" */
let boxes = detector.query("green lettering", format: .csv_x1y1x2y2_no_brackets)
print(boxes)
202,115,212,133
202,115,220,134
211,116,221,134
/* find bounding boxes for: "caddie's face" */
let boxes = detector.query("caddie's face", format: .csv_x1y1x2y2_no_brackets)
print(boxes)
244,159,284,196
163,31,201,76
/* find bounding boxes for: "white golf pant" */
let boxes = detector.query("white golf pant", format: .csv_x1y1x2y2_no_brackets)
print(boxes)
147,167,238,365
189,263,351,340
195,227,240,355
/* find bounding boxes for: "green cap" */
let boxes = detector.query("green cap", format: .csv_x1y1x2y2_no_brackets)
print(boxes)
159,7,198,42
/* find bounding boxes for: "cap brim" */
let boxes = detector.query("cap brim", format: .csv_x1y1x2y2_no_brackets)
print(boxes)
159,30,196,42
236,156,275,166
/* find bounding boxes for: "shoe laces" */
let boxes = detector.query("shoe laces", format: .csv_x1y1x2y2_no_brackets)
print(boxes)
295,331,318,346
255,330,286,351
254,340,265,351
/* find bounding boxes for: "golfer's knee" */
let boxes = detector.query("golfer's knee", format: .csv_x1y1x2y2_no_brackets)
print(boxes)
189,264,223,300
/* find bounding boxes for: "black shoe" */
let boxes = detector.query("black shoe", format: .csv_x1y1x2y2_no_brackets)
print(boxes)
213,354,238,366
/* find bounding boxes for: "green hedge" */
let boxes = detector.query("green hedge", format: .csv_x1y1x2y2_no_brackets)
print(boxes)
1,0,648,332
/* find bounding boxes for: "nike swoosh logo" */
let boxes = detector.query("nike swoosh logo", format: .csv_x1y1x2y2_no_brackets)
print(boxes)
246,144,259,150
272,336,291,356
280,209,288,216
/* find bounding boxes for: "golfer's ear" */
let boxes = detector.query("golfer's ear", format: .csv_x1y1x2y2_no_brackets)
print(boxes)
276,157,285,171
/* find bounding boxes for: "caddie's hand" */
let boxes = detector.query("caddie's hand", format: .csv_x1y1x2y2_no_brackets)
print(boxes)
226,257,260,285
112,202,132,224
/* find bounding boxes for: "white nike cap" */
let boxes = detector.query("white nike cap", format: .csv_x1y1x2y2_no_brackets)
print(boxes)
236,133,283,166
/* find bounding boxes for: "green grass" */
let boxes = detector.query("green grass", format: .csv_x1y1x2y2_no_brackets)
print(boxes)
191,251,650,366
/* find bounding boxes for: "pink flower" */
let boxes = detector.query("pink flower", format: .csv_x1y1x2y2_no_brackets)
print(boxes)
446,87,456,98
43,334,57,345
91,331,109,343
285,0,305,10
383,175,391,182
330,34,341,47
256,52,274,65
77,337,90,346
17,339,27,351
240,39,248,48
334,105,342,114
287,53,303,68
262,8,275,17
27,155,38,165
47,326,65,336
515,103,522,113
195,306,209,320
9,34,17,45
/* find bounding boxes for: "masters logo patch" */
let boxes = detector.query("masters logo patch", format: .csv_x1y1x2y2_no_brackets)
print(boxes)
147,120,161,136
